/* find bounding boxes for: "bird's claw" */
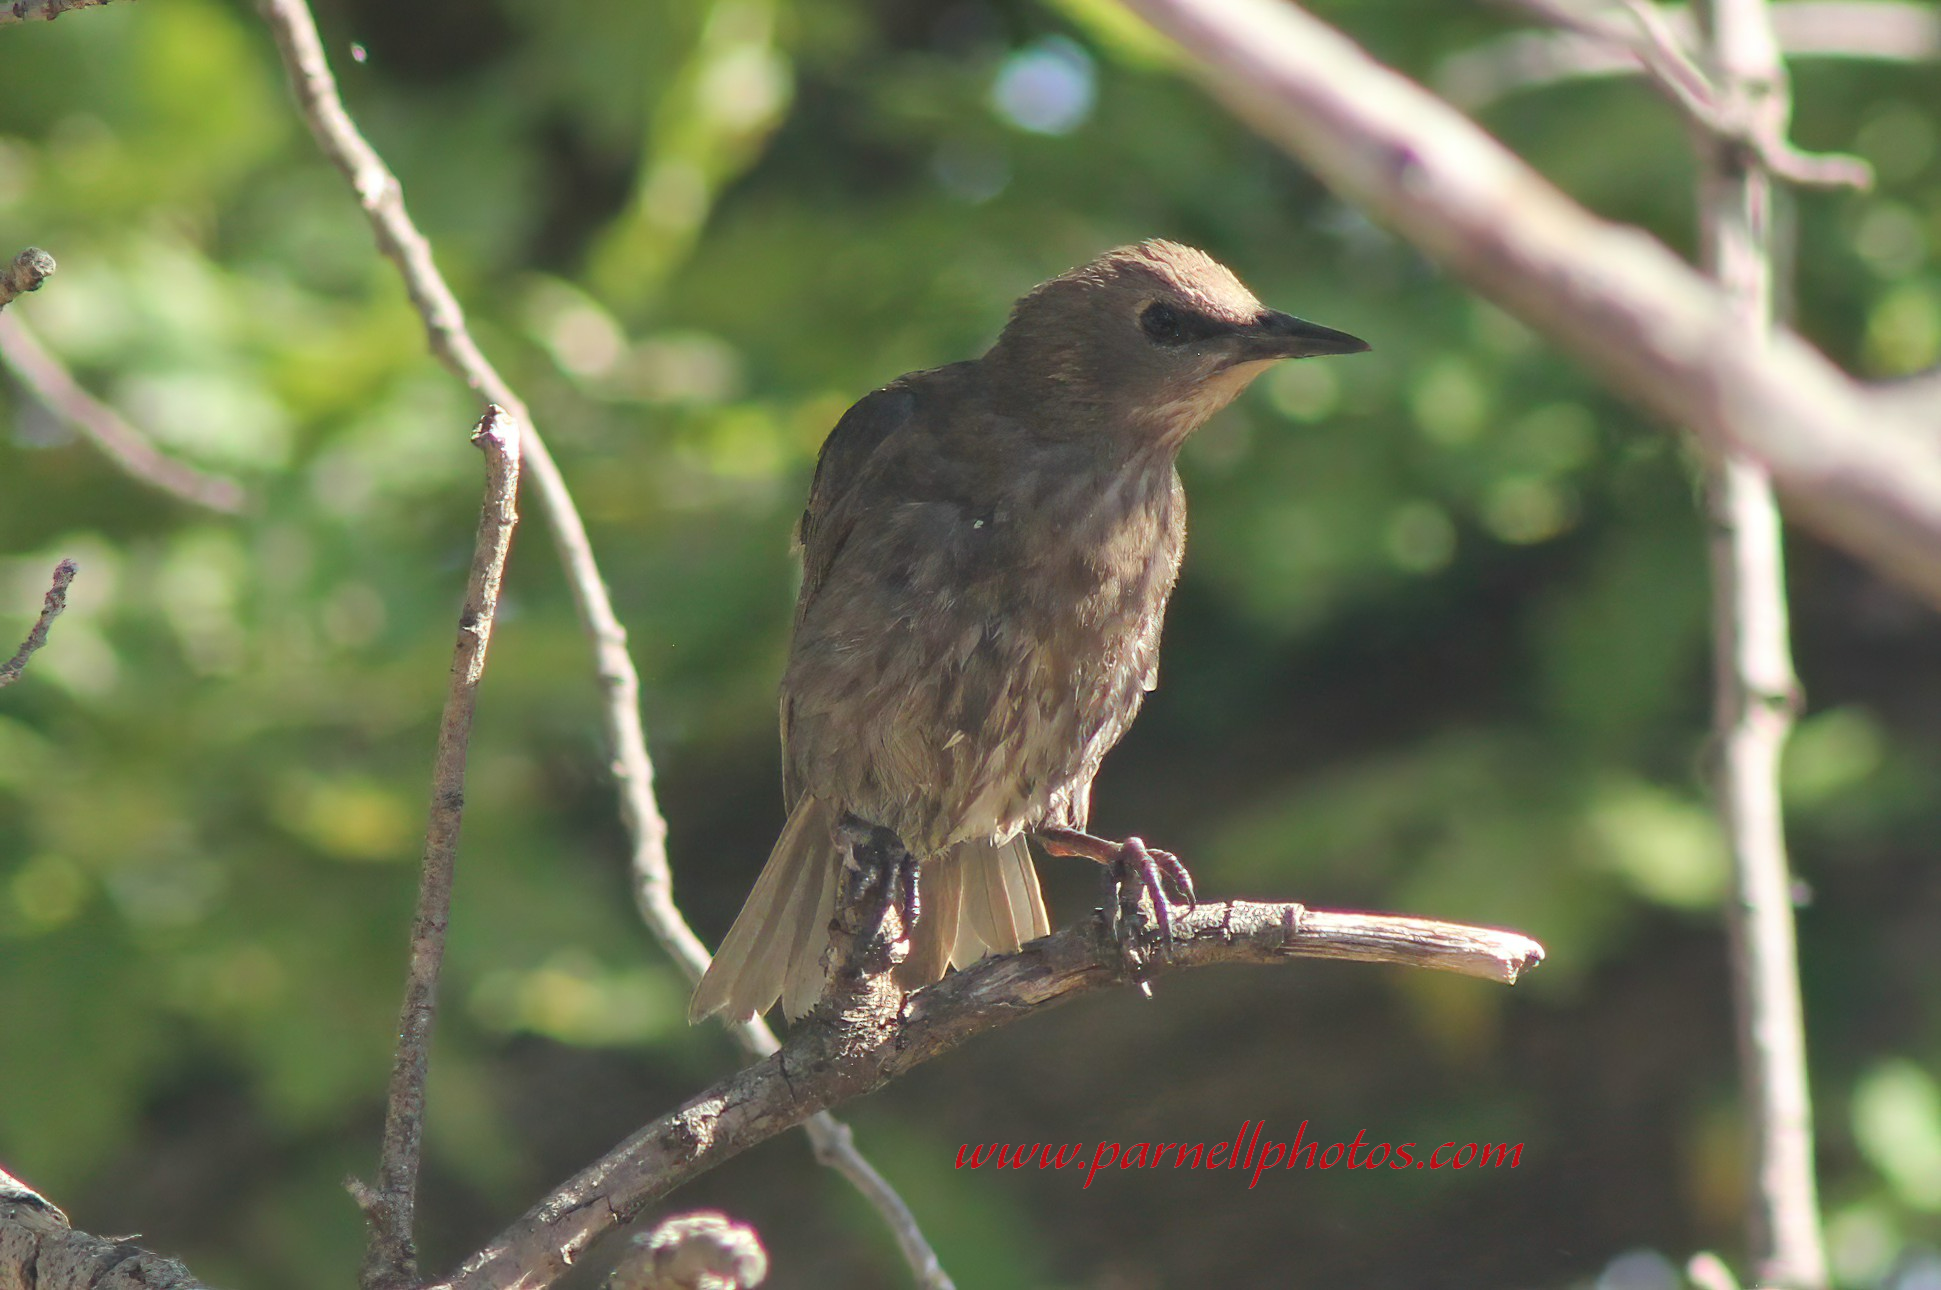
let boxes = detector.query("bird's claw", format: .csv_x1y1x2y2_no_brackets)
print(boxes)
1105,836,1195,971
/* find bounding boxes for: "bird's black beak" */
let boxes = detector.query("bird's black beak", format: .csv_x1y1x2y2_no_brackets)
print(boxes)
1237,311,1370,360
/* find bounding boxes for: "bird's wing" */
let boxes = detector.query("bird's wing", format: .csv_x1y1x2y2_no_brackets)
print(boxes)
780,376,930,809
794,381,919,608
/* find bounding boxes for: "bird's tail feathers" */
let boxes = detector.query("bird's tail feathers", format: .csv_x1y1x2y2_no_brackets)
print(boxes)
691,813,1053,1022
950,834,1050,968
689,796,842,1024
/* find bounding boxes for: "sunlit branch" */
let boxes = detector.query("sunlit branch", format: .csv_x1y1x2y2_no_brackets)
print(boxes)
438,901,1545,1290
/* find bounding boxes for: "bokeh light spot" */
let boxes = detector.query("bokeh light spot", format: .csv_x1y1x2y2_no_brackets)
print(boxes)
991,37,1097,136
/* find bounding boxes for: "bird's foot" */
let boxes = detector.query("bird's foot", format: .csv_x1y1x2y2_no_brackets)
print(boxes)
1037,827,1196,974
837,814,919,963
1118,830,1187,962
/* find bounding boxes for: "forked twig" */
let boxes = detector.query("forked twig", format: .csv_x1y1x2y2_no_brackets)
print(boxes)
1443,2,1941,108
1494,0,1871,187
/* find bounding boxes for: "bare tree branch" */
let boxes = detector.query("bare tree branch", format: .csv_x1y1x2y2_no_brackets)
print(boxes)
1693,0,1829,1277
251,1,952,1281
0,315,249,514
1119,0,1941,611
355,407,524,1290
0,249,54,309
5,895,1542,1290
1,1165,207,1290
436,902,1545,1290
1442,2,1941,108
0,558,77,690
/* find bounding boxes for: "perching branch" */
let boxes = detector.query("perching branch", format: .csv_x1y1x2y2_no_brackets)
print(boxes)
1118,0,1941,611
251,1,952,1282
437,902,1546,1290
356,407,523,1290
0,315,249,514
1693,0,1829,1277
4,896,1542,1290
0,558,76,689
0,249,54,309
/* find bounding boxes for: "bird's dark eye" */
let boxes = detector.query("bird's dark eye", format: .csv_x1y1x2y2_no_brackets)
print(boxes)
1140,301,1185,344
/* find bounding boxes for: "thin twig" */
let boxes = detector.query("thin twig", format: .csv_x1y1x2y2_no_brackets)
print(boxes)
1502,0,1870,187
1621,0,1736,118
0,559,77,689
437,902,1546,1290
1695,0,1829,1278
0,248,54,309
251,2,953,1282
1442,3,1941,108
0,314,249,514
359,406,523,1290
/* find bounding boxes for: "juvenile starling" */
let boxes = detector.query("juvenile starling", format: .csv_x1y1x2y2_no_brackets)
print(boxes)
689,240,1367,1023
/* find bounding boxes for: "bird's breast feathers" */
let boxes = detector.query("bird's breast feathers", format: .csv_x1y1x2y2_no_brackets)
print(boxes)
783,419,1184,853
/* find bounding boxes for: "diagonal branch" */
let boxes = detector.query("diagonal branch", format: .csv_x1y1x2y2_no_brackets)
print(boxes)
356,407,524,1290
0,558,77,689
251,2,952,1282
1118,0,1941,610
436,902,1546,1290
0,315,249,514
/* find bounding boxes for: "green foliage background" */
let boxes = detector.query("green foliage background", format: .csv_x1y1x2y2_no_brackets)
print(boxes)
2,0,1939,1286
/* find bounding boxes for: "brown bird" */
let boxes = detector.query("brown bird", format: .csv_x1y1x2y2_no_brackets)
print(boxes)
689,240,1367,1024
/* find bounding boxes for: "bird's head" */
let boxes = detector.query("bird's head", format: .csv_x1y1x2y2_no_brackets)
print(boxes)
990,240,1367,444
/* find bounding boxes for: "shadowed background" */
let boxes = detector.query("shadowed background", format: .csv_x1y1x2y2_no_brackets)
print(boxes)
2,0,1939,1286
